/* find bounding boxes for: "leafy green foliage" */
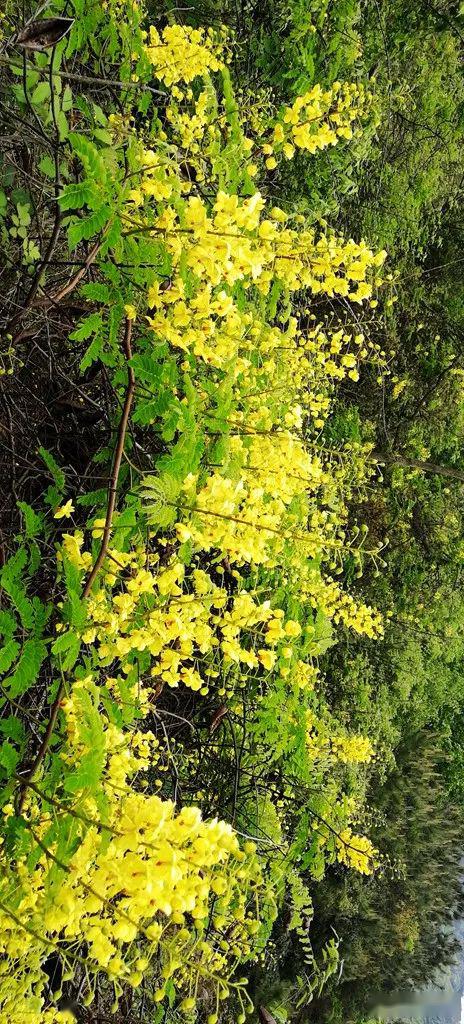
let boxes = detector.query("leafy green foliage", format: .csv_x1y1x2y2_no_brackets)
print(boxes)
2,0,464,1021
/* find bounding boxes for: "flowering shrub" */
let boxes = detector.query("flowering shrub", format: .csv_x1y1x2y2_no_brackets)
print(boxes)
0,0,390,1019
0,683,265,1020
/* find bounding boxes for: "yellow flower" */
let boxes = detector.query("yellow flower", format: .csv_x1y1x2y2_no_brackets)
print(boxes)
54,500,74,519
284,619,301,637
273,123,285,143
124,303,137,320
258,649,277,671
127,188,143,205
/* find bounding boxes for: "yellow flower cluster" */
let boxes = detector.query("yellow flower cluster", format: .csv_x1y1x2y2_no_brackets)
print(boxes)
144,24,224,85
0,995,74,1024
305,711,374,768
296,563,383,638
139,191,385,303
336,829,378,875
1,684,264,1018
58,531,312,697
128,169,183,208
124,166,387,635
176,454,308,567
166,88,212,152
331,734,374,764
266,81,370,164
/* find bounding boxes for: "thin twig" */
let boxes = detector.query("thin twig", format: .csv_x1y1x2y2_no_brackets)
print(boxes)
32,236,104,309
0,57,167,97
8,235,104,344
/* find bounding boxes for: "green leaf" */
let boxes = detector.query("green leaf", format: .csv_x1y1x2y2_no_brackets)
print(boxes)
44,485,62,509
66,591,87,631
161,405,181,442
38,155,57,178
6,639,47,699
91,102,108,126
1,578,34,631
31,598,51,635
1,546,28,581
100,216,122,256
309,611,334,656
70,312,103,342
76,488,107,507
68,132,107,180
0,740,20,776
0,716,25,744
57,108,69,140
62,558,86,630
63,555,82,598
0,641,21,674
93,127,113,145
140,474,181,530
52,629,81,670
80,282,111,302
63,682,106,792
32,81,51,106
79,337,103,372
52,630,75,654
68,205,110,248
61,85,73,112
59,181,94,211
39,447,65,490
178,540,193,565
0,611,17,641
165,981,176,1009
17,502,43,540
108,302,123,349
130,353,164,383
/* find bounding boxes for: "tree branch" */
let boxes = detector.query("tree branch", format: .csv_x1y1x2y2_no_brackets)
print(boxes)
373,452,464,483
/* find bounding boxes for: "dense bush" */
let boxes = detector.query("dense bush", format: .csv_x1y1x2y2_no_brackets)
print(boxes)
2,1,464,1022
